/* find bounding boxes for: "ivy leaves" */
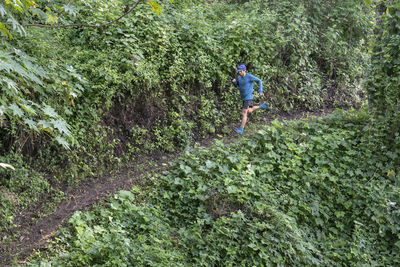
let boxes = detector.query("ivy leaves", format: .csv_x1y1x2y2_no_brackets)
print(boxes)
31,110,400,266
365,1,400,161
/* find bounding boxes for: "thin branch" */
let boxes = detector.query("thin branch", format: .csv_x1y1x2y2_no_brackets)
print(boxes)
23,0,143,28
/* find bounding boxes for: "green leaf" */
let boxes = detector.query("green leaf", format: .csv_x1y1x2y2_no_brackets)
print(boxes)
51,119,71,136
8,103,24,117
24,118,39,132
62,5,77,17
174,178,184,185
1,77,19,94
118,190,135,202
227,185,238,194
21,104,37,115
42,105,59,118
148,0,162,15
205,160,216,169
55,136,70,149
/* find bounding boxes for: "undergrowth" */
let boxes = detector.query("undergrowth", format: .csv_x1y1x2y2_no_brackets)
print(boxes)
27,110,400,266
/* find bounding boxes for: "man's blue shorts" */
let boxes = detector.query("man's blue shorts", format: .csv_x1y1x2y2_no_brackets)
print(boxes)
242,100,253,109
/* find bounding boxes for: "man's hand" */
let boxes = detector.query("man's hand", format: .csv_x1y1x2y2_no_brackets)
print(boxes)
232,78,237,82
259,93,264,96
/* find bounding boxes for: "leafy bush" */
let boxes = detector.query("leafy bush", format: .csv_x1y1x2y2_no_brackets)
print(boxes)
1,0,372,169
40,0,371,155
366,1,400,152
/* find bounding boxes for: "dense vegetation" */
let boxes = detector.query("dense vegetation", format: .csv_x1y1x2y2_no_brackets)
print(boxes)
1,0,399,265
28,111,400,266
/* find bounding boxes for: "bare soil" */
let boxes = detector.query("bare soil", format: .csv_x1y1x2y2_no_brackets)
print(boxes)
0,107,337,266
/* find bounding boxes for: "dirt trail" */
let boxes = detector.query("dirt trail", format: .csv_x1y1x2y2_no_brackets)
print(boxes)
0,155,175,266
0,108,336,266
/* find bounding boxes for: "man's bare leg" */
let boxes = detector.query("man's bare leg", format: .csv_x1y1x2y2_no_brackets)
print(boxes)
235,103,268,135
241,106,260,128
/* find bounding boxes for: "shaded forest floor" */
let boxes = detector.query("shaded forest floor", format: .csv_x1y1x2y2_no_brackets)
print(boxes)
0,107,337,266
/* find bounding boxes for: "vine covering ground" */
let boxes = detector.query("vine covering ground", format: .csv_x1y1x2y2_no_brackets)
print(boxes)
0,108,328,265
2,108,400,266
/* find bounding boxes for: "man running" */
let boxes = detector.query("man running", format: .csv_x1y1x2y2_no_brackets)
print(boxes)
232,64,269,135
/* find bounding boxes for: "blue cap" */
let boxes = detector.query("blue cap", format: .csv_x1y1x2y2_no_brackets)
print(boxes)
236,65,246,72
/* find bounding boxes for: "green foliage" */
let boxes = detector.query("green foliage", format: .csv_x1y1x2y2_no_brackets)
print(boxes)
28,110,400,266
0,153,64,234
0,39,86,149
0,0,375,256
1,0,372,154
0,0,169,152
52,0,371,153
0,0,35,38
366,1,400,150
367,1,400,108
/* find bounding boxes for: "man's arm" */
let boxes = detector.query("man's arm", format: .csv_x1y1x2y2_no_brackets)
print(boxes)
250,74,263,94
232,77,239,87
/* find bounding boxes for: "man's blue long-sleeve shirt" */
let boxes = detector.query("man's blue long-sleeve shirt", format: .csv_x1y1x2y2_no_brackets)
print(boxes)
232,73,263,101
